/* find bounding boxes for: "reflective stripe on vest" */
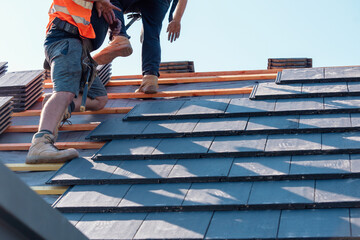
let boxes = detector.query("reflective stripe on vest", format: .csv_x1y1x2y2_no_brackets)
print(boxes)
72,0,92,9
52,4,91,26
47,0,95,39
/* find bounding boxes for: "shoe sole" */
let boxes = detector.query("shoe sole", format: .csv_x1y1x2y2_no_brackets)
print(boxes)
25,153,79,164
95,46,133,65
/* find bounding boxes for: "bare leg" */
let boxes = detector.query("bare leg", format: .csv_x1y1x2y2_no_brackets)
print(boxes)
73,95,108,112
38,91,75,133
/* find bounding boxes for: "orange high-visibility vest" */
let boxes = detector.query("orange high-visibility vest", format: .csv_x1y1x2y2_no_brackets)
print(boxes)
47,0,95,39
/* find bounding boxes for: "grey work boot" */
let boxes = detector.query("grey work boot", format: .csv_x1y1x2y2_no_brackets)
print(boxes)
135,75,159,94
42,93,72,141
26,133,79,164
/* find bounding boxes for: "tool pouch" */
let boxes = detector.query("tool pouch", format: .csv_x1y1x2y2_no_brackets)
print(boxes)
80,38,98,92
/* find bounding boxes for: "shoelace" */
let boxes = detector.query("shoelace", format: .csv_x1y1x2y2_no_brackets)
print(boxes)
60,119,72,127
44,135,59,150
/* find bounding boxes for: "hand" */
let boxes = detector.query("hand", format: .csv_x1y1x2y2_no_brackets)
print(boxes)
109,19,121,40
96,0,121,25
166,20,181,43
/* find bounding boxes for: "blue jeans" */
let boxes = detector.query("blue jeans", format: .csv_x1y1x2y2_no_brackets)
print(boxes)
111,0,171,77
91,6,109,51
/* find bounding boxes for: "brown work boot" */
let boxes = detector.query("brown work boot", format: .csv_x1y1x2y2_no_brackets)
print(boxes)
93,36,133,65
135,75,159,94
26,133,79,164
42,93,71,141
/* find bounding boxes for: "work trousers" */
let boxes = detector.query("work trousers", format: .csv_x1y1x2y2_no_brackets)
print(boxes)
111,0,171,77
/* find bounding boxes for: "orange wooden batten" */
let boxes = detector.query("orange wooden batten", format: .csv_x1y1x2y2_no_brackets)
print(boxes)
37,87,253,101
111,69,281,80
107,87,253,99
43,69,281,84
12,107,132,117
44,73,277,88
0,142,105,151
5,123,99,133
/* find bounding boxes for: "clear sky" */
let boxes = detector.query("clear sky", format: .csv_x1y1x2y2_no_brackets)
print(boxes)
1,0,360,76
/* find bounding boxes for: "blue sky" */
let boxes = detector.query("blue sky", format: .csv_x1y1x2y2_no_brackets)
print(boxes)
1,0,360,76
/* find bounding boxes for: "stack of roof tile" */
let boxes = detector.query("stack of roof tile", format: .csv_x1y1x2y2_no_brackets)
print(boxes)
0,62,8,78
0,97,13,135
0,70,44,112
268,58,312,69
97,64,112,86
47,65,360,239
160,61,195,73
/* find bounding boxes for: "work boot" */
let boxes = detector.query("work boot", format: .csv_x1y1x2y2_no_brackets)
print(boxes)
26,133,79,164
93,36,133,65
42,93,71,141
135,75,159,94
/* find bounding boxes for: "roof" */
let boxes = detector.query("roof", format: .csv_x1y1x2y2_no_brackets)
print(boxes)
2,66,360,239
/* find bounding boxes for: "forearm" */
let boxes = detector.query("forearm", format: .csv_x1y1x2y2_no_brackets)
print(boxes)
173,0,187,22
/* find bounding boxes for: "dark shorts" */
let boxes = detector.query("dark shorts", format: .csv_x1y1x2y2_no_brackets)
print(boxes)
44,29,107,99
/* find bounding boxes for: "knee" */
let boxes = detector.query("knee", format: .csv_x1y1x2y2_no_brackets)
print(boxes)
53,91,76,106
93,95,108,110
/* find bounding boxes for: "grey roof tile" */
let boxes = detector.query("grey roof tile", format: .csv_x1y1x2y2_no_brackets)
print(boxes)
209,135,267,154
142,119,199,135
168,158,233,178
278,208,350,238
226,98,276,114
350,113,360,127
124,100,186,120
193,117,248,133
62,213,84,226
246,115,299,130
274,98,324,112
76,213,146,240
315,179,360,203
347,82,360,92
301,82,348,94
229,156,291,177
248,180,315,205
55,184,131,208
176,98,230,116
280,68,324,82
325,66,360,79
152,137,214,156
183,182,252,206
110,159,176,180
299,113,351,129
134,211,212,239
290,154,351,175
118,183,190,207
251,82,302,99
93,138,162,160
206,210,280,239
322,132,360,150
265,133,322,152
87,118,150,140
350,208,360,237
49,157,121,183
324,96,360,110
350,154,360,172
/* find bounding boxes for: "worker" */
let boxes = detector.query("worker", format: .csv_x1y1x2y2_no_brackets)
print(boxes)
26,0,121,164
92,0,188,93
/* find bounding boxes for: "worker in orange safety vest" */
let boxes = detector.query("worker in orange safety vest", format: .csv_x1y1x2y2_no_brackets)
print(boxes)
26,0,120,164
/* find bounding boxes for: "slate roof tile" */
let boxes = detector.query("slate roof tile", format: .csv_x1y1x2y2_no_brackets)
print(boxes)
39,67,360,239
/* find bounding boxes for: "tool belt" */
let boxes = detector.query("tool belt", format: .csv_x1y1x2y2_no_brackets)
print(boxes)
80,38,98,92
45,18,98,92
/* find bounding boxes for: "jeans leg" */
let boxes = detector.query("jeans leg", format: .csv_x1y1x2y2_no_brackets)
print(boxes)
111,0,130,38
138,0,170,76
90,7,109,51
